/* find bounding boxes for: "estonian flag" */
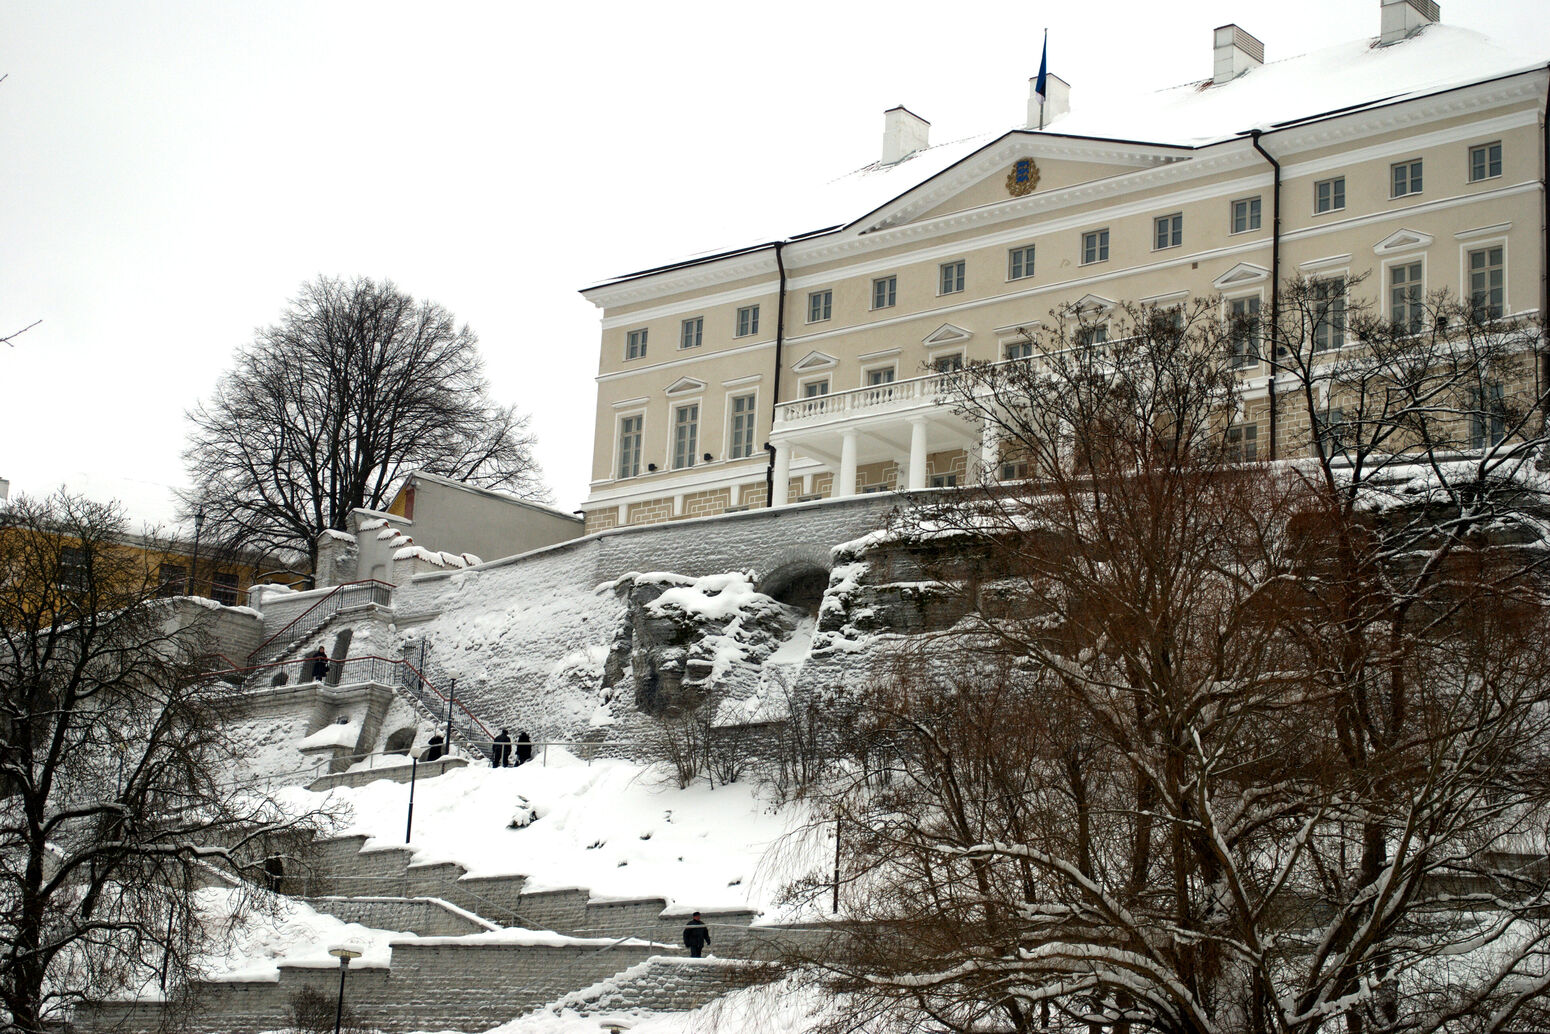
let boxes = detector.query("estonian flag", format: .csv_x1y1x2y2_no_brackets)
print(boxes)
1034,29,1049,106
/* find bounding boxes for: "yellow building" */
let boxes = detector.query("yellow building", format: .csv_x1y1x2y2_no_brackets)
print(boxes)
577,1,1547,535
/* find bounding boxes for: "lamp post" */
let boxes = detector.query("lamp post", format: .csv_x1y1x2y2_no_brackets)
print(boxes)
188,506,206,597
598,1019,633,1033
327,943,362,1034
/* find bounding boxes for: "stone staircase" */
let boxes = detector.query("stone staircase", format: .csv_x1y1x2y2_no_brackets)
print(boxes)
545,955,774,1016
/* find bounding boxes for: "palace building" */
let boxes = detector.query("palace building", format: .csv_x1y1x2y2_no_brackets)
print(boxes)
578,0,1548,535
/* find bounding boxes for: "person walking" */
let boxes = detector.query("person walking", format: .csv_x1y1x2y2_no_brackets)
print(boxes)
491,729,512,768
306,646,329,683
682,912,710,958
515,730,533,766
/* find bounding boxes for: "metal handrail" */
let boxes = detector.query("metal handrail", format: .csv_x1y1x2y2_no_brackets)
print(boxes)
246,579,396,664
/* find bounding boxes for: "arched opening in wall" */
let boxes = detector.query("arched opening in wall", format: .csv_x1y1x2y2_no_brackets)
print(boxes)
384,727,417,755
759,563,829,617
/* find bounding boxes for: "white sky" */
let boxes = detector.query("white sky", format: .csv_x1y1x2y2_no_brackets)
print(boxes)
2,0,1545,527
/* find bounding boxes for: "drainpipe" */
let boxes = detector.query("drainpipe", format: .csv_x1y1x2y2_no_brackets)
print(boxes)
765,241,788,507
1251,129,1282,460
1539,67,1549,402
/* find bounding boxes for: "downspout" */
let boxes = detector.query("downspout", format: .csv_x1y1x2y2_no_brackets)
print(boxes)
1539,67,1549,401
1251,129,1282,460
765,241,788,507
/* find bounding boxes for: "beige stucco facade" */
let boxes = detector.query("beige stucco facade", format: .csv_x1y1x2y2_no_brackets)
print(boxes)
580,23,1548,535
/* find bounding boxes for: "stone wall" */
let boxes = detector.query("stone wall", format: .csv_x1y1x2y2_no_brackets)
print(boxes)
302,895,495,937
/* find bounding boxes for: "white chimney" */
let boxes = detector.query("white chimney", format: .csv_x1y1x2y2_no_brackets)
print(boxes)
1026,74,1071,130
1212,24,1264,85
0,478,8,505
1381,0,1439,44
881,106,930,165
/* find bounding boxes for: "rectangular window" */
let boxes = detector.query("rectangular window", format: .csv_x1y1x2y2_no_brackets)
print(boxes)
1390,159,1423,198
158,563,187,597
865,367,896,387
679,317,703,350
671,404,699,469
871,276,897,309
1076,323,1109,349
1231,196,1261,234
1081,229,1109,265
1314,177,1346,214
1008,245,1036,281
932,353,964,374
1468,246,1504,320
1312,280,1347,351
938,260,965,295
1228,296,1261,367
617,414,643,479
1469,141,1502,182
210,571,239,607
1315,407,1348,460
59,546,87,592
735,305,760,338
802,379,829,398
929,474,959,488
1470,382,1507,450
1389,262,1423,334
626,328,648,360
999,459,1029,480
1004,339,1033,360
1226,424,1258,463
807,290,832,323
728,393,756,460
1153,213,1183,250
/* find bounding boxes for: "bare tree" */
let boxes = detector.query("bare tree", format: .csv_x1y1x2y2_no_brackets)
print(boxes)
0,492,332,1031
182,276,546,577
782,292,1550,1034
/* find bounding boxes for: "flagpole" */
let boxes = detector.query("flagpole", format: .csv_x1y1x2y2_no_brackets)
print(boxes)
1037,28,1048,131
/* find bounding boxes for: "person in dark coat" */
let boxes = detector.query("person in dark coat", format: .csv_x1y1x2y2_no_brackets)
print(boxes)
491,729,512,768
515,730,533,766
682,912,710,958
307,647,329,683
423,734,445,763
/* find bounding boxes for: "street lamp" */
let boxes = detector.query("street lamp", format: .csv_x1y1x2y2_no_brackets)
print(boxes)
327,943,363,1034
598,1019,633,1033
189,506,206,597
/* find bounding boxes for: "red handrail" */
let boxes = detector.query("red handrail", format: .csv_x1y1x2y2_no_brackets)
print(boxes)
400,657,495,740
246,579,395,663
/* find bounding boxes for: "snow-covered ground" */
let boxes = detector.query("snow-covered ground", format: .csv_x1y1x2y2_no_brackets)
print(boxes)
473,977,831,1034
194,888,408,982
278,754,818,915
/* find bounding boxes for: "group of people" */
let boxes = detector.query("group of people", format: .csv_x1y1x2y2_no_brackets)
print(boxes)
489,728,533,767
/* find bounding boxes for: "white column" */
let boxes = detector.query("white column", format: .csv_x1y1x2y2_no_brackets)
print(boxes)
838,430,858,497
978,418,999,482
907,418,929,491
771,442,792,506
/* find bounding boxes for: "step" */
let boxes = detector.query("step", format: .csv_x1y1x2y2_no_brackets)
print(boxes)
545,955,775,1017
301,895,498,937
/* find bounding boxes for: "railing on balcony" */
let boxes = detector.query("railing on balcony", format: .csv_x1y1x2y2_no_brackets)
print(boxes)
776,372,959,425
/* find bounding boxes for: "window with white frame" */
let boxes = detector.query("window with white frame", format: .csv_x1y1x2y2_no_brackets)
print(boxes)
626,328,647,360
1390,159,1422,198
671,404,699,469
872,276,897,309
932,353,964,374
1228,296,1261,367
1314,407,1348,460
1004,339,1033,360
680,316,703,350
735,305,760,337
1075,323,1109,349
617,414,643,479
1314,176,1345,214
1153,212,1183,250
1000,459,1029,480
1468,245,1504,320
59,546,87,592
1081,229,1109,265
1231,196,1261,234
728,393,756,460
1469,141,1502,182
1389,261,1423,334
802,379,829,398
1312,279,1346,351
210,571,239,607
807,290,832,323
1226,423,1258,463
865,366,896,387
939,260,965,295
929,473,959,488
1470,381,1507,450
1008,244,1036,281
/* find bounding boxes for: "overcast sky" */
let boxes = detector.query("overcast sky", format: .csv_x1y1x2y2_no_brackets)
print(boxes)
2,0,1545,527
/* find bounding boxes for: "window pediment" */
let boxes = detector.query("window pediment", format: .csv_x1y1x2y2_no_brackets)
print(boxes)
1373,229,1434,255
792,350,838,372
1073,293,1116,314
1211,263,1270,290
923,323,973,348
664,377,707,396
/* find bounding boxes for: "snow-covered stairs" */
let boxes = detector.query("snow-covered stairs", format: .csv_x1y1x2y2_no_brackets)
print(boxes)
541,956,775,1017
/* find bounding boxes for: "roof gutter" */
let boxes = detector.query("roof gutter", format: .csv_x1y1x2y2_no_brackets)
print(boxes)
765,241,788,508
1250,129,1282,461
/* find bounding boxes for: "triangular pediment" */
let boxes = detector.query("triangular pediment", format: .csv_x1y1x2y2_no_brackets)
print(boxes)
923,323,973,348
1212,262,1270,290
851,132,1194,235
1074,293,1116,314
1373,228,1434,255
792,350,838,372
664,377,706,396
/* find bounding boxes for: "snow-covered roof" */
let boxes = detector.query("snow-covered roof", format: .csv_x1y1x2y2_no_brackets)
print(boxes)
589,24,1544,290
